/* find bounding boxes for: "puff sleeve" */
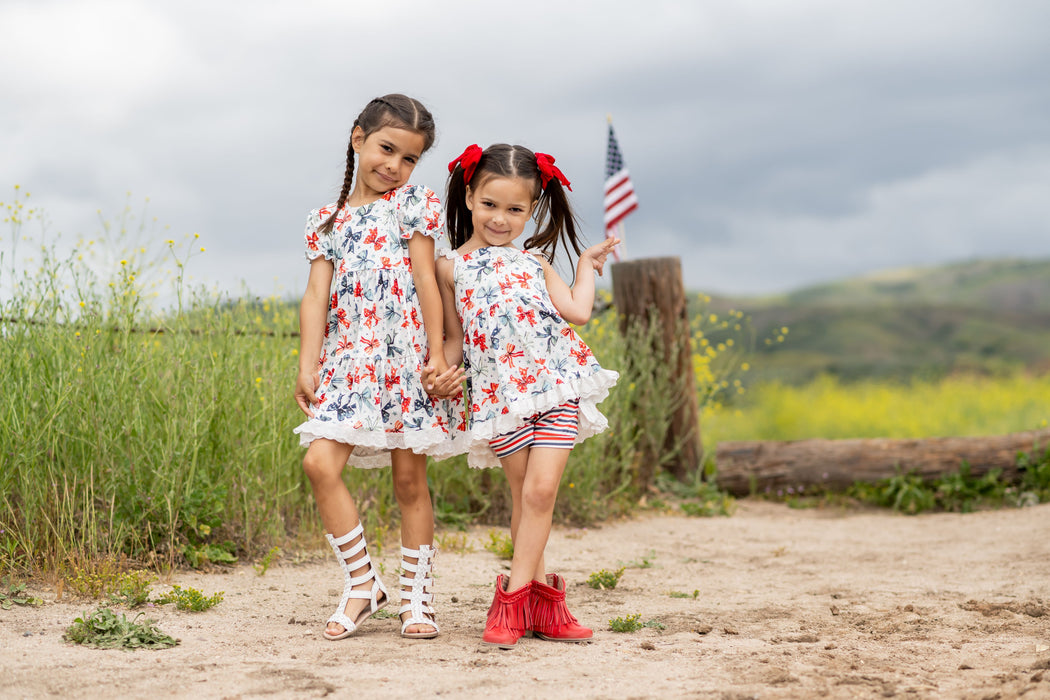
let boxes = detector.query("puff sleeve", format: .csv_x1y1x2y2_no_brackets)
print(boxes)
303,206,336,262
395,185,446,247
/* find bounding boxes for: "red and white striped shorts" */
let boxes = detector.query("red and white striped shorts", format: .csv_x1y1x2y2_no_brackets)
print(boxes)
489,399,580,458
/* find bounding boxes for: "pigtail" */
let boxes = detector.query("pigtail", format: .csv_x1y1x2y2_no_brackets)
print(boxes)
318,133,357,235
444,164,473,249
524,180,582,267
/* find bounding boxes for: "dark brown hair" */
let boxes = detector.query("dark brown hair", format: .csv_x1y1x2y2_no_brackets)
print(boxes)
446,143,582,265
318,94,436,234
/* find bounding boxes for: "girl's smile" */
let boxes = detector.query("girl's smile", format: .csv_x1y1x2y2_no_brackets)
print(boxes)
463,176,537,250
349,126,425,205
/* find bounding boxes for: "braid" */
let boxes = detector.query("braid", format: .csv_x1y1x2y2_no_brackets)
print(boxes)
315,94,436,236
318,133,357,234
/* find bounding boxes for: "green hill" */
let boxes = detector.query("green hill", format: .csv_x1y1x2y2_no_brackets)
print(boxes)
704,258,1050,384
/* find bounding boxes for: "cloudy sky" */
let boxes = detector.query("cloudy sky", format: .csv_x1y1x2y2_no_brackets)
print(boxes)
3,0,1049,299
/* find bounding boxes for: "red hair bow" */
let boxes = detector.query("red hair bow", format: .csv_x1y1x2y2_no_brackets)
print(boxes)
448,144,483,184
535,152,572,191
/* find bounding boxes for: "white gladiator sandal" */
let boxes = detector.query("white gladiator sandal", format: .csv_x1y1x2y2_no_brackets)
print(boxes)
398,544,440,639
322,523,390,641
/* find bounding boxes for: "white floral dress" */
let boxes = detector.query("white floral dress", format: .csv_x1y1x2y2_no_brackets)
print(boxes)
294,184,465,468
444,246,618,469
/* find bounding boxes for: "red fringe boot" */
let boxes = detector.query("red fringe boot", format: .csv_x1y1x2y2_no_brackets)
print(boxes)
481,574,531,649
529,573,593,642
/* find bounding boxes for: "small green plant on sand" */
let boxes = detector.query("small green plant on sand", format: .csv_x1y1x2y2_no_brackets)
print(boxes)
153,585,223,612
587,567,625,590
66,565,154,606
484,530,514,560
609,614,665,632
669,589,700,599
434,531,473,553
1,578,43,609
609,614,642,632
64,607,179,649
254,546,281,576
620,550,655,569
108,570,155,607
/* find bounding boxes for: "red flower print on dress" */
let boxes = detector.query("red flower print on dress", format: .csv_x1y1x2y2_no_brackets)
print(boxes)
354,281,363,298
391,278,404,302
363,307,380,327
336,336,354,354
306,230,320,252
362,334,380,353
472,329,488,353
570,346,590,365
384,372,401,391
336,308,351,329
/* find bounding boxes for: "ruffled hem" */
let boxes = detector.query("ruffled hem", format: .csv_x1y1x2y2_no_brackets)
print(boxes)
460,368,619,470
293,420,458,469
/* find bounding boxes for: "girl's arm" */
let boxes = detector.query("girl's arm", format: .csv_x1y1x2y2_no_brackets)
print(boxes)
407,233,451,377
424,255,465,397
295,257,335,417
541,237,620,325
436,256,464,368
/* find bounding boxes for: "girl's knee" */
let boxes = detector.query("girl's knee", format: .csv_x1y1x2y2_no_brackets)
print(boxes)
302,450,340,485
522,480,559,512
392,470,429,504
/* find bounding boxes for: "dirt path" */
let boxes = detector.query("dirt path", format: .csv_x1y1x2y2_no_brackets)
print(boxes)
3,501,1049,699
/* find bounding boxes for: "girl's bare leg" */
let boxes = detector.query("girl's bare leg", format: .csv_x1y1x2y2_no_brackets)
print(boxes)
500,449,545,581
504,447,570,591
302,438,382,636
391,449,436,636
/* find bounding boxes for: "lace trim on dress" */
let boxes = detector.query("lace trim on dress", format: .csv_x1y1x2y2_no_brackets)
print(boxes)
461,368,619,470
293,420,465,469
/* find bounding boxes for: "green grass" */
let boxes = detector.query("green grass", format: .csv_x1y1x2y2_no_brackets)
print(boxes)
1,189,730,577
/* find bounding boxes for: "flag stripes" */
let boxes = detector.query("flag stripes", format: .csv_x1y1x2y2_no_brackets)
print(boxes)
603,123,638,235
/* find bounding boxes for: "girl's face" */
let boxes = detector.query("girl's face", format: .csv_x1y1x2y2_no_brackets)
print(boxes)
351,125,425,201
464,176,537,248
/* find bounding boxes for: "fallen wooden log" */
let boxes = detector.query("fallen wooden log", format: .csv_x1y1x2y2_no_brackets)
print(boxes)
714,428,1050,496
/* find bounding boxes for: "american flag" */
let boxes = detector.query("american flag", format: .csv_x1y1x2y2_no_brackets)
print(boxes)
603,122,638,247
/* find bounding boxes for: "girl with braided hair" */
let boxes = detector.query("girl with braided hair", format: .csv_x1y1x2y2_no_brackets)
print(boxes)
428,143,619,649
294,94,464,641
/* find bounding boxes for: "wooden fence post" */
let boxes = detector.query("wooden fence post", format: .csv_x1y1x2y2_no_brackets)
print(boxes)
611,256,702,481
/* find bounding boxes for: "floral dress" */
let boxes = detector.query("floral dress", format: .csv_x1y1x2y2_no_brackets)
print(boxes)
445,246,618,469
294,184,465,468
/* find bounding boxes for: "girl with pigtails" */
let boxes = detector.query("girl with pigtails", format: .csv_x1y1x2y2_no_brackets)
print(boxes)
428,143,620,649
294,94,464,641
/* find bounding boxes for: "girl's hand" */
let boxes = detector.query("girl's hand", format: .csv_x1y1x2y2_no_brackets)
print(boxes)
295,371,320,417
581,237,621,276
424,363,465,399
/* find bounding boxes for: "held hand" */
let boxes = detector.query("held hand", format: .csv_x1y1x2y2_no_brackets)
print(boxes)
582,237,621,276
294,371,320,417
425,364,466,399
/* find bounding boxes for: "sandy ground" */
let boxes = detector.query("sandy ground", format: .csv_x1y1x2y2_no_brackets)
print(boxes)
2,500,1049,700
